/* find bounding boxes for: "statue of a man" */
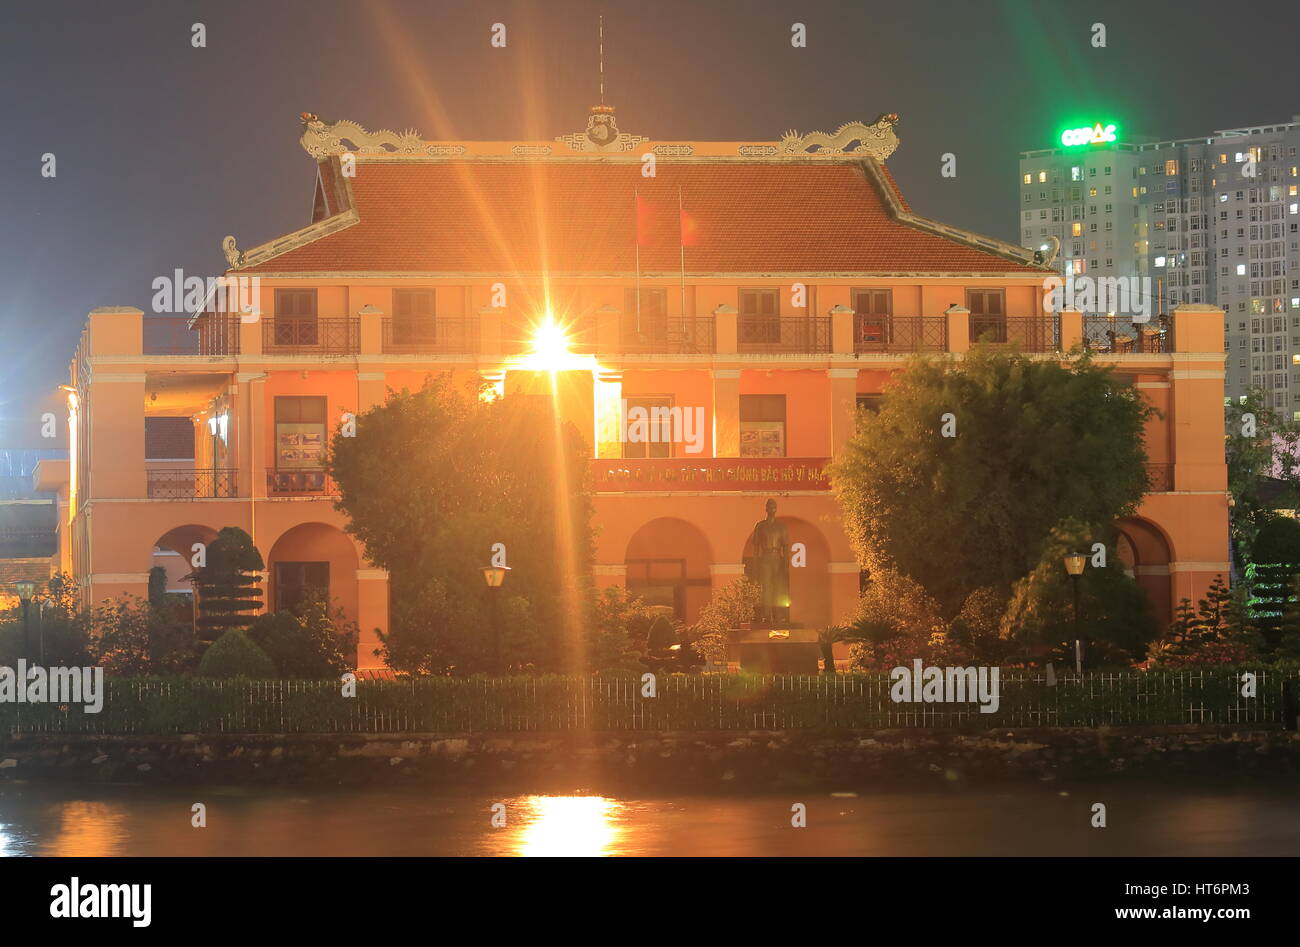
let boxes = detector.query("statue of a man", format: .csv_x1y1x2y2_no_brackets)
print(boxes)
747,498,790,624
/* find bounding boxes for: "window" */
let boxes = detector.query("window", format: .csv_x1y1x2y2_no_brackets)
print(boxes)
623,288,668,341
274,289,318,345
1038,170,1047,183
739,394,786,457
145,418,195,461
392,288,436,344
274,562,329,612
967,289,1006,342
274,396,327,470
856,394,883,414
1023,173,1031,185
738,289,779,343
852,289,892,344
626,559,688,618
622,395,674,458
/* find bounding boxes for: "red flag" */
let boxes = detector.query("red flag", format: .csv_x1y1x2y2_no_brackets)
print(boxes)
679,208,699,247
636,194,654,247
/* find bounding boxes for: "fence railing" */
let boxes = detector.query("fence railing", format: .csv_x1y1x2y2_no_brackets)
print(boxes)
146,467,239,499
855,315,948,354
1145,462,1174,492
738,316,832,354
266,468,338,496
592,457,832,492
2,670,1295,734
263,317,360,355
1082,315,1174,354
970,314,1058,352
143,316,240,356
381,316,479,354
619,316,716,354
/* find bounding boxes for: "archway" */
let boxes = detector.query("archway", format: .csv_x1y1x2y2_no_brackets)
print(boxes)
1116,517,1174,626
624,517,713,621
152,524,220,598
265,522,361,624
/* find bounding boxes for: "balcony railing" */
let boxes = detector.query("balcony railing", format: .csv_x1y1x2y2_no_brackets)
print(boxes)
855,315,948,354
266,468,338,496
969,314,1058,352
619,316,716,354
738,316,832,354
382,316,479,354
143,316,240,355
1146,463,1174,492
146,468,239,499
263,317,360,355
593,457,831,492
1082,315,1174,354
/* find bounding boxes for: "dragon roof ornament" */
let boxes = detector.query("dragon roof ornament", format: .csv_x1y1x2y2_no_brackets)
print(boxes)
779,114,900,160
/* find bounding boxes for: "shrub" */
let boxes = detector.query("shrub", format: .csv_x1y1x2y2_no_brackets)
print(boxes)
248,596,356,678
94,596,200,676
197,629,276,678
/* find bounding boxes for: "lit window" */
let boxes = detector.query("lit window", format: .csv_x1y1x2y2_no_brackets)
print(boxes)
1023,173,1031,185
1038,171,1047,183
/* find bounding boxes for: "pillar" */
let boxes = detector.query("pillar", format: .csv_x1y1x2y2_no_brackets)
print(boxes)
945,304,970,353
828,368,858,456
713,369,741,457
830,304,856,355
355,567,390,670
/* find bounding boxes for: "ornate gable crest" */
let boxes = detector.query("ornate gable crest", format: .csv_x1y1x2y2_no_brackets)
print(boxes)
779,114,901,160
556,105,647,153
299,112,426,158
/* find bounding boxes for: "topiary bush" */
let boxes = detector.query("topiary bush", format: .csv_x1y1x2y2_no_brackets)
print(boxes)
197,629,276,678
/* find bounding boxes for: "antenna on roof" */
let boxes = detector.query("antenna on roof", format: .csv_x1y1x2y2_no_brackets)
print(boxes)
598,15,605,106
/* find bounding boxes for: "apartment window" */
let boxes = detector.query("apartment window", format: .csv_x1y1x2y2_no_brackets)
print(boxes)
624,288,668,340
1038,170,1047,183
392,288,437,344
739,394,786,458
1071,222,1082,236
852,289,892,344
622,395,674,459
274,396,327,470
1023,173,1031,185
274,562,329,612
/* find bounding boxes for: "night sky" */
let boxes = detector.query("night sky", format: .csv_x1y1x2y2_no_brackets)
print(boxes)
1,0,1295,441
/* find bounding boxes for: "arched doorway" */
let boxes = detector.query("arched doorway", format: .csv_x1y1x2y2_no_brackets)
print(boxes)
740,515,832,628
624,517,713,621
152,523,220,601
265,522,361,623
1116,517,1174,625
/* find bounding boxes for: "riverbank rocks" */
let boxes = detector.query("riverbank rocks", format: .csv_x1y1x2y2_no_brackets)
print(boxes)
0,727,1297,789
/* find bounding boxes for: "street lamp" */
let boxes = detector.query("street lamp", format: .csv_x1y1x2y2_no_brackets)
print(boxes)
15,580,36,662
481,565,511,671
1062,553,1086,674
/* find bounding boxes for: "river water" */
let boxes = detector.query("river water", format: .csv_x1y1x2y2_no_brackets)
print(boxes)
1,781,1297,856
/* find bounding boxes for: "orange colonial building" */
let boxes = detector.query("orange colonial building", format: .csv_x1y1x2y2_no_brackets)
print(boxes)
40,109,1229,668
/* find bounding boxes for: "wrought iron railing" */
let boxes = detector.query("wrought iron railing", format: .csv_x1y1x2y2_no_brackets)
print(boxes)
1082,315,1174,354
263,317,360,354
146,468,239,499
1146,463,1174,492
266,468,338,496
855,315,948,354
969,314,1058,352
143,316,240,355
738,316,832,354
593,457,831,492
382,316,479,354
619,316,716,354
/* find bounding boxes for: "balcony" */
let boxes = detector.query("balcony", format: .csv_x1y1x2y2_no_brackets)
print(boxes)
593,457,831,492
855,315,948,354
146,468,239,499
738,316,832,354
969,314,1058,352
1082,314,1174,354
382,316,479,354
263,317,360,355
619,315,716,354
142,315,240,356
266,468,338,496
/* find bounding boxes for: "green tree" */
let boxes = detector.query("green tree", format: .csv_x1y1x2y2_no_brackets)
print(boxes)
193,527,264,641
248,593,357,678
94,596,200,675
1150,576,1261,666
830,348,1155,618
999,519,1158,667
588,586,658,673
1225,390,1300,567
329,377,595,675
1246,516,1300,649
687,578,760,665
197,628,276,678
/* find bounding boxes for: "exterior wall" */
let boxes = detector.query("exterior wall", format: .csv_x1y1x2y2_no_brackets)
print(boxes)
55,285,1228,668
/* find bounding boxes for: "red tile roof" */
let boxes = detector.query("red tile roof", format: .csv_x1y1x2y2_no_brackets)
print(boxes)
242,159,1044,275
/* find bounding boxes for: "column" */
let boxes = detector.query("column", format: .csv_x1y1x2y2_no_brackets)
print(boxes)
712,369,741,457
828,368,859,457
1059,308,1084,351
945,304,970,353
714,304,738,354
358,304,384,355
355,568,390,670
830,304,856,355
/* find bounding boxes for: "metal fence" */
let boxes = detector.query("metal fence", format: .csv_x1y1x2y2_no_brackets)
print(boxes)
619,316,716,354
855,315,948,354
263,317,360,354
146,468,238,499
3,669,1295,735
738,316,832,354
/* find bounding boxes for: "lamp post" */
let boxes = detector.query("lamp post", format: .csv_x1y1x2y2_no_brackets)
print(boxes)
15,580,36,662
1062,553,1086,674
481,565,510,672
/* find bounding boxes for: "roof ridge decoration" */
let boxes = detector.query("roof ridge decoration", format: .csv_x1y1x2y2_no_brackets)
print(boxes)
554,104,647,152
779,115,900,160
300,112,428,158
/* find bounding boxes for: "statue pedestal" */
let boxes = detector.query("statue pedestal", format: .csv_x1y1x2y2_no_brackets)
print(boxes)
728,627,819,674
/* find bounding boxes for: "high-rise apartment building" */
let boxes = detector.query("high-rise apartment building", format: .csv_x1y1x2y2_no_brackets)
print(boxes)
1020,117,1300,411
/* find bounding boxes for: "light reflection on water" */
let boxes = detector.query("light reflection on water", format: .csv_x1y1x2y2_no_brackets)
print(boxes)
1,784,1299,857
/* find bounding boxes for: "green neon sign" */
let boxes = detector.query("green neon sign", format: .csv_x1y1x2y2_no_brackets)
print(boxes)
1060,122,1118,147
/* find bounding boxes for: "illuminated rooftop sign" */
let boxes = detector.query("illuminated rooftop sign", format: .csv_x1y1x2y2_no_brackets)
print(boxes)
1061,123,1118,147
